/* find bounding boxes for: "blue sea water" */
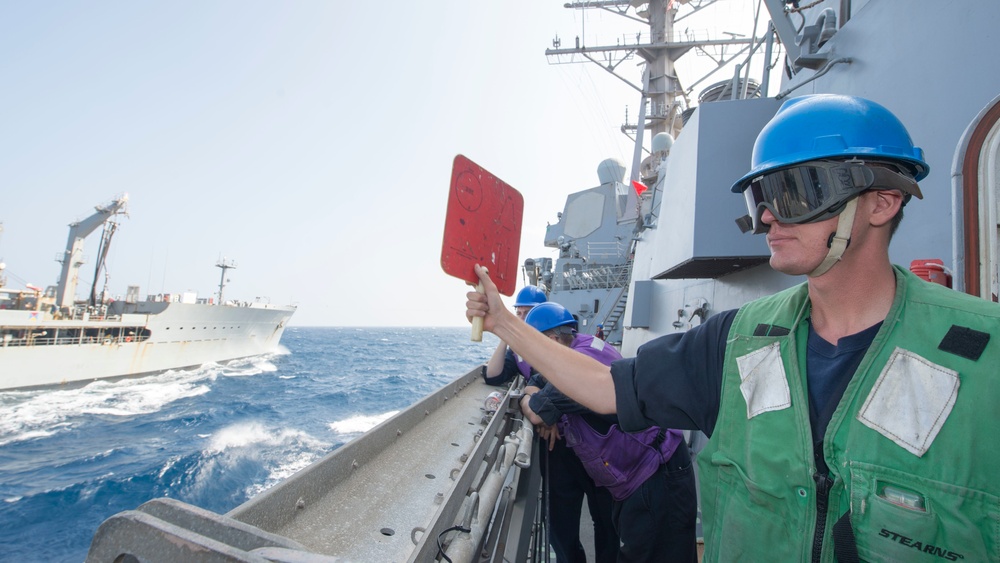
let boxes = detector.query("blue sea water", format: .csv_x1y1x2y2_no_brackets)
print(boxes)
0,326,496,562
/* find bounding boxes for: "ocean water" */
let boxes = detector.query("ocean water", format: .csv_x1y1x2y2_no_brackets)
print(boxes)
0,326,496,562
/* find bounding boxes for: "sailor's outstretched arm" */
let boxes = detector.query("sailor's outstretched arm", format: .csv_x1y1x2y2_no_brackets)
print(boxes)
465,264,617,414
485,338,509,379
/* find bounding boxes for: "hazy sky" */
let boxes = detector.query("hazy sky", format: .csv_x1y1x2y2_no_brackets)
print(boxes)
0,1,765,327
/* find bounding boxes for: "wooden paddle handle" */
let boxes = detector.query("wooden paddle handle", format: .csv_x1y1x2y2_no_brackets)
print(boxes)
471,281,484,342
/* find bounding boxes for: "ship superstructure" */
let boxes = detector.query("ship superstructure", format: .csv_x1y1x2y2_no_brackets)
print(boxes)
522,0,769,344
616,0,1000,357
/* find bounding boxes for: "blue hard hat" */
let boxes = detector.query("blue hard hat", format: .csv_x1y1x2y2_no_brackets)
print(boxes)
525,302,577,333
731,94,929,195
514,285,547,307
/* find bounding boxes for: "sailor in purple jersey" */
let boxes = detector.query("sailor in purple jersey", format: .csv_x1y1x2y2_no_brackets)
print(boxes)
482,285,546,386
522,302,697,563
518,302,620,563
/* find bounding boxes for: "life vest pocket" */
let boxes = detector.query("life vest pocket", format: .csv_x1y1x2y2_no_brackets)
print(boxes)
708,451,794,509
702,452,808,561
576,451,629,491
849,461,1000,562
561,419,664,501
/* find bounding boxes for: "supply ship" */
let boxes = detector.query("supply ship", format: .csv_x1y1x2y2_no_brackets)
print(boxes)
85,1,1000,561
0,194,296,391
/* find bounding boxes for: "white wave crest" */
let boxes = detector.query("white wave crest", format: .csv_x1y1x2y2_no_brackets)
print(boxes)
187,422,329,500
244,450,324,498
0,371,208,445
328,411,399,435
218,357,278,378
199,354,279,379
0,355,282,446
204,421,326,454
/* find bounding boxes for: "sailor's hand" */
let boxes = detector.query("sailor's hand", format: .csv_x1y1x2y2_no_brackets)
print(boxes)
537,424,560,451
466,264,507,333
519,392,543,425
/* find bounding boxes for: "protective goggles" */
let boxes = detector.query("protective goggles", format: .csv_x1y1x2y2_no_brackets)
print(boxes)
736,160,920,234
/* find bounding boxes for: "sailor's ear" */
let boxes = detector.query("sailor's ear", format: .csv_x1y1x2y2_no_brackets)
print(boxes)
865,189,904,227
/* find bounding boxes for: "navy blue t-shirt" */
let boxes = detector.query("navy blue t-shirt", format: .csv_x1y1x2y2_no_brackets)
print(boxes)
611,309,879,445
806,319,881,445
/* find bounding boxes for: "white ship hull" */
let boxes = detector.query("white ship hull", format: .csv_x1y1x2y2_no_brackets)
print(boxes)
0,302,295,390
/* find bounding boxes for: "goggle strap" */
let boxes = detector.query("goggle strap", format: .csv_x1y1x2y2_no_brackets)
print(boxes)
808,198,858,277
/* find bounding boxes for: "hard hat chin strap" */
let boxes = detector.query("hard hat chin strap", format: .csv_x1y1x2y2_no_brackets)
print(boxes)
808,198,858,277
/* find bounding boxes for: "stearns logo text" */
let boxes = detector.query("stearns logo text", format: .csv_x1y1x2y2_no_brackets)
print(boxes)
878,528,964,561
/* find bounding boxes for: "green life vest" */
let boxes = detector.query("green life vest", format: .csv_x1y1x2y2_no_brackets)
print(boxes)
699,266,1000,562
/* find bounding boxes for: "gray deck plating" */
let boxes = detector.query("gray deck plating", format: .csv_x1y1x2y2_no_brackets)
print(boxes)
228,368,502,561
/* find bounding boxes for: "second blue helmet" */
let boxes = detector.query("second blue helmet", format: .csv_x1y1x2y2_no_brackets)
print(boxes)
514,285,547,307
525,302,577,333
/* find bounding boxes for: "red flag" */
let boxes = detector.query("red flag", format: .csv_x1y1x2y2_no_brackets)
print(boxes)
631,180,648,196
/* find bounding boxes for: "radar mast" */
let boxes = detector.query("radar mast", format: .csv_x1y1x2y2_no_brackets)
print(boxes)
216,258,237,305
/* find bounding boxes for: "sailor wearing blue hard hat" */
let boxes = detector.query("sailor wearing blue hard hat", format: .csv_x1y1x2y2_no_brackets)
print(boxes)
513,285,547,319
517,301,625,562
467,93,1000,562
733,94,927,276
482,285,547,386
521,302,696,562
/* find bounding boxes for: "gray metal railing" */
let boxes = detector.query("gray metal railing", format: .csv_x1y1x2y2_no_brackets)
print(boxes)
554,263,631,292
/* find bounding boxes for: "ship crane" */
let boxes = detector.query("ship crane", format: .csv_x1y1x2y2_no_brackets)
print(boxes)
55,195,129,311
